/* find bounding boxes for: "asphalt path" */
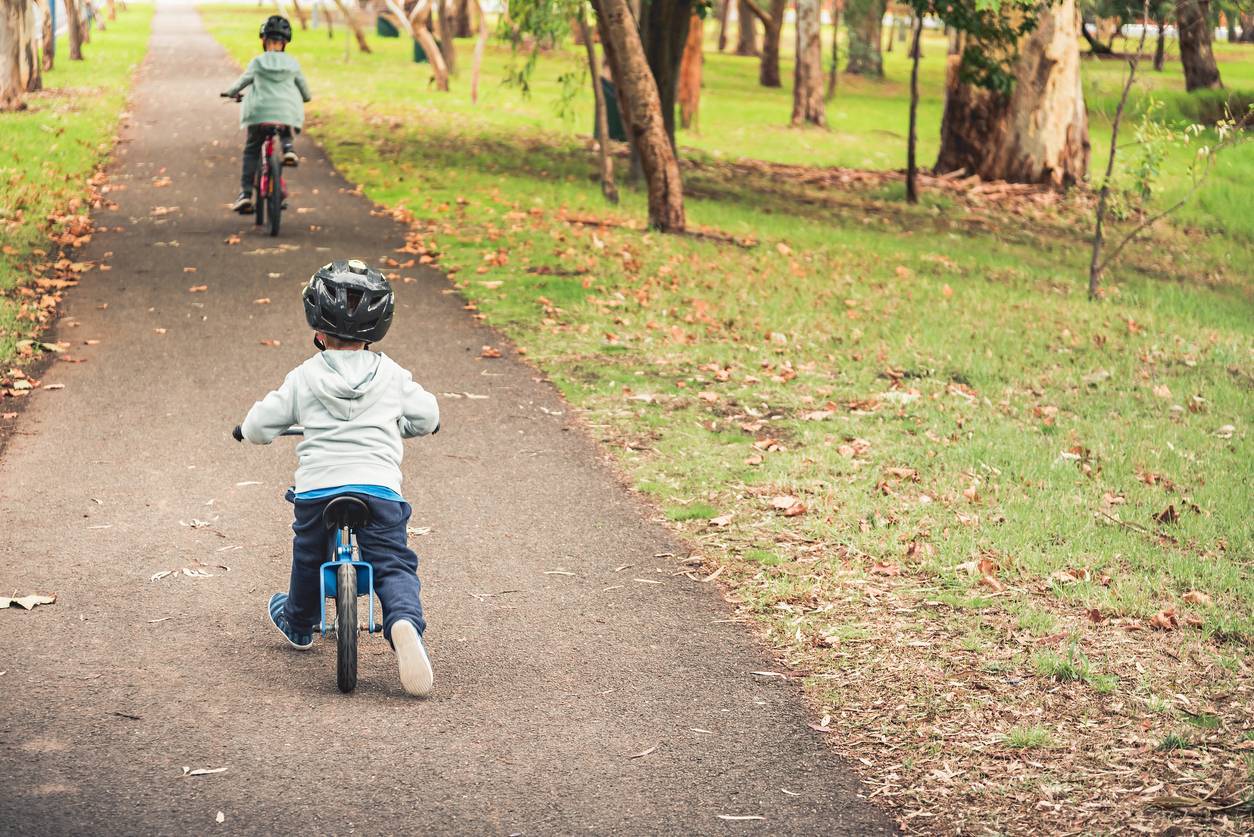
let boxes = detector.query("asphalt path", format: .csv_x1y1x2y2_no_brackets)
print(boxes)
0,2,896,833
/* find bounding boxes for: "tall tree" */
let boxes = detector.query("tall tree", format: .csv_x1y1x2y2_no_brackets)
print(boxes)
935,0,1089,186
453,0,473,36
792,0,825,124
1,0,40,109
1176,0,1222,90
906,12,922,201
65,0,84,60
678,8,703,128
578,8,620,201
742,0,787,86
331,0,373,52
37,0,53,71
593,0,686,230
639,0,695,145
826,0,841,98
844,0,884,75
437,0,457,73
717,0,732,49
382,0,449,90
735,0,758,53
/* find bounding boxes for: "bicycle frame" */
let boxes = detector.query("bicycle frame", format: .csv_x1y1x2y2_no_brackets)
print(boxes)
318,525,378,636
257,126,286,202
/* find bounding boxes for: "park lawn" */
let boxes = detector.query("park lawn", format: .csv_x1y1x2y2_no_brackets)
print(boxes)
201,8,1254,831
0,3,153,371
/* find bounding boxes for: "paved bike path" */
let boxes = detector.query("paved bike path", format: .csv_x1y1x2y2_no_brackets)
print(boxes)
0,2,895,833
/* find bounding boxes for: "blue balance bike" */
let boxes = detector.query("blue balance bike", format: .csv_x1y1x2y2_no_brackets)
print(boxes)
234,425,382,693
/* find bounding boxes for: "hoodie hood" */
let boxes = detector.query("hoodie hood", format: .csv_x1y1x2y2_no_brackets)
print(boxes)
303,351,386,420
253,51,302,79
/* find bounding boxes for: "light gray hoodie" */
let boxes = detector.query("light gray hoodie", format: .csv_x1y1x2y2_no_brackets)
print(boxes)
241,350,439,495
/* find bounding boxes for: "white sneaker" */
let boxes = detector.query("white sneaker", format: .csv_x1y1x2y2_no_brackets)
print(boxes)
392,619,433,697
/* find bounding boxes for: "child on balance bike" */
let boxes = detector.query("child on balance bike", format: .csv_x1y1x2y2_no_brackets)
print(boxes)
236,260,440,696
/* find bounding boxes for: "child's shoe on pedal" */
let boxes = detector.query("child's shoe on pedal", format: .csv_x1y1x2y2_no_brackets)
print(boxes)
231,189,254,213
282,146,299,167
267,593,314,649
391,619,433,696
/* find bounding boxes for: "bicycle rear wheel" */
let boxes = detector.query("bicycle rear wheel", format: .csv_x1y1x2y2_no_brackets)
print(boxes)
336,563,358,693
267,144,283,237
253,163,265,227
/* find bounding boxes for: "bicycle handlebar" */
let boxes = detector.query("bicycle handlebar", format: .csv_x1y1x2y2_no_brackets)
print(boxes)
232,425,304,442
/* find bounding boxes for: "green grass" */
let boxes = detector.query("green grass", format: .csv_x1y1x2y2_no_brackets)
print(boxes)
1002,725,1056,749
201,10,1252,825
0,4,153,367
201,2,1252,640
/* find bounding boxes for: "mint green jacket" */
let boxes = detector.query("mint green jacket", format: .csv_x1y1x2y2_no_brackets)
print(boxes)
224,52,312,130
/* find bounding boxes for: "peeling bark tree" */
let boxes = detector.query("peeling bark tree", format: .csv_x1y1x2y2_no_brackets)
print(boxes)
65,0,84,60
735,0,758,54
906,13,922,202
678,8,702,129
453,0,472,37
382,0,449,90
844,0,883,76
578,9,619,202
640,0,694,146
470,0,488,101
743,0,786,86
826,0,841,98
288,0,310,29
593,0,686,231
1176,0,1221,90
791,0,824,125
437,0,456,74
37,0,53,71
1,0,39,108
717,0,731,49
331,0,372,52
935,0,1090,186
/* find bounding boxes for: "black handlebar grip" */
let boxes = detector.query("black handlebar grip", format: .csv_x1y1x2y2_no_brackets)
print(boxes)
232,425,244,442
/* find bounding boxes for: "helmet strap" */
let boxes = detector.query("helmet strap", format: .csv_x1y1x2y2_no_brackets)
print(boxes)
313,335,326,351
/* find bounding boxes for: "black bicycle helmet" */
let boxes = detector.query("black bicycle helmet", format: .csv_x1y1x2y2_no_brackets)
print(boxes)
303,260,395,344
260,15,293,42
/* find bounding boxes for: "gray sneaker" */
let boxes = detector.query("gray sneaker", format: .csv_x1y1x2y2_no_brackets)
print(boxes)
231,190,254,213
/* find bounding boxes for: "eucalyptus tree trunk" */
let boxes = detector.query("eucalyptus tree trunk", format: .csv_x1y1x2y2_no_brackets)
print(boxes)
678,8,703,129
331,0,372,52
453,0,472,37
935,0,1089,186
1176,0,1222,90
289,0,310,29
37,0,54,71
1153,14,1165,70
743,0,786,86
437,0,456,74
382,0,449,90
1,0,40,108
844,0,883,76
791,0,824,125
640,0,694,146
717,0,731,49
470,0,488,101
735,0,758,54
826,0,840,98
579,10,619,202
65,0,84,59
593,0,686,231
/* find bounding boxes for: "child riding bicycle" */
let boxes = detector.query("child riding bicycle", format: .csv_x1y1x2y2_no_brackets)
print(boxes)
238,260,440,696
222,15,311,214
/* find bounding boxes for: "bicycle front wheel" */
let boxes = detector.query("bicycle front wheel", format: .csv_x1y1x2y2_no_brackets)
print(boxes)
336,563,358,693
267,145,283,236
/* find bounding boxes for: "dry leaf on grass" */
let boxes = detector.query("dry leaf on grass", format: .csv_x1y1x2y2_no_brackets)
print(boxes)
770,496,806,516
1181,590,1212,606
871,562,901,576
1150,608,1179,631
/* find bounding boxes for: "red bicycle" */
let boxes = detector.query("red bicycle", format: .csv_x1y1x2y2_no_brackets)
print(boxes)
222,94,288,237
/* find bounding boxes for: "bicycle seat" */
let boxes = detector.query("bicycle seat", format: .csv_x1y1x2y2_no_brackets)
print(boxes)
322,495,372,531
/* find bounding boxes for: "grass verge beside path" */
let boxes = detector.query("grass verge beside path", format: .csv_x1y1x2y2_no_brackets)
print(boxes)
0,4,153,374
202,10,1254,832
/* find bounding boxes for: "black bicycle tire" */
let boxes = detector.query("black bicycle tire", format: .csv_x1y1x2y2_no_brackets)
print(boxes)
336,562,358,693
268,145,283,237
253,163,265,227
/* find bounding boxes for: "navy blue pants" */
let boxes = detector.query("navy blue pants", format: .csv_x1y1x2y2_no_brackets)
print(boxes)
283,491,426,641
